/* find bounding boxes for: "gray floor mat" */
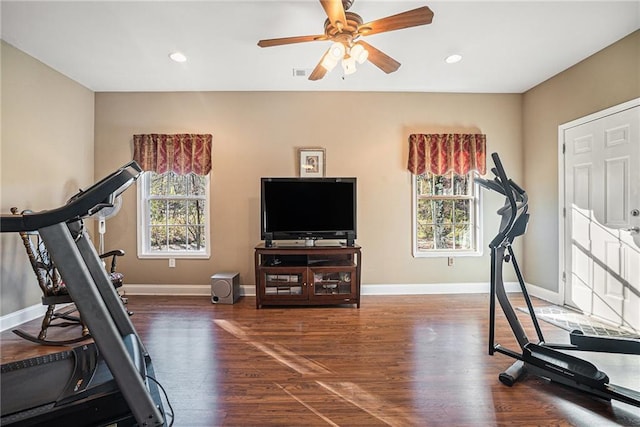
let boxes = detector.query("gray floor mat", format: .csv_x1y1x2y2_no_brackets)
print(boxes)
518,305,640,339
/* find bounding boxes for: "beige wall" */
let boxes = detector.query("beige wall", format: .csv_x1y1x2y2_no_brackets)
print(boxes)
0,41,95,315
94,91,523,289
522,30,640,293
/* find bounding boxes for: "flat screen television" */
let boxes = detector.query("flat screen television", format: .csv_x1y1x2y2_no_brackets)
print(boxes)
261,177,357,246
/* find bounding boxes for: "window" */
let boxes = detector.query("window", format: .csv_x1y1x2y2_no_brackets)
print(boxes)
137,171,210,258
413,171,481,257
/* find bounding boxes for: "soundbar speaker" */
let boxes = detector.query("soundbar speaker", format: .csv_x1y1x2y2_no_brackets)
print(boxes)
211,272,240,304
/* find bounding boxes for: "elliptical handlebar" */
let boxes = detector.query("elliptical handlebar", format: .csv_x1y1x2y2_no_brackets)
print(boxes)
491,152,518,217
476,153,527,248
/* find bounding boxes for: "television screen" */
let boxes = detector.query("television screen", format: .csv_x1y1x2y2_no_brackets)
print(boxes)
261,177,356,245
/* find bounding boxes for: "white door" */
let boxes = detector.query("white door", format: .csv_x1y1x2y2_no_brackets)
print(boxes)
562,101,639,332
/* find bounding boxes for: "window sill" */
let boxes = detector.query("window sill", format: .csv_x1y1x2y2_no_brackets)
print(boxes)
137,252,210,260
412,250,482,258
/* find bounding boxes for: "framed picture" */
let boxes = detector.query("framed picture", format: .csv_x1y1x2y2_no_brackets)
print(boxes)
298,148,326,178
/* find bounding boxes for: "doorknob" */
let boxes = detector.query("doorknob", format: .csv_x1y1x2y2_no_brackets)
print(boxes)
632,209,640,217
624,226,640,234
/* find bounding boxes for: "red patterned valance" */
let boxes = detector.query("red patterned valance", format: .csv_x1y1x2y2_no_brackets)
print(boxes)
133,134,212,175
407,133,486,176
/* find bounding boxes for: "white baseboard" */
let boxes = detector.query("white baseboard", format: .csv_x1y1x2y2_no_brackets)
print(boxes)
362,282,522,295
0,304,48,332
1,282,524,332
123,283,214,296
524,282,563,305
123,282,522,297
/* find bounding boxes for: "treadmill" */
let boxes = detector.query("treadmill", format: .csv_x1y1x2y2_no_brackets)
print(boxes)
1,161,169,426
477,152,640,408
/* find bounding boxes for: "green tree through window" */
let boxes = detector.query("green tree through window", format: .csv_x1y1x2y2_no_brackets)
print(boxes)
138,171,210,257
414,172,479,255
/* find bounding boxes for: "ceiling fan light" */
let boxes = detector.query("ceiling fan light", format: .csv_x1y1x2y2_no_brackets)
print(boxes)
342,56,357,75
321,55,339,71
351,43,368,64
329,42,346,60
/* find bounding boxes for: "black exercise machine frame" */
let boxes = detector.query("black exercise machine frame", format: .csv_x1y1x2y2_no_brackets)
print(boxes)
477,152,640,408
1,162,168,426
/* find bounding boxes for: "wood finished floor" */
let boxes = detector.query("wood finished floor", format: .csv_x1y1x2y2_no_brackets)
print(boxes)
1,294,639,426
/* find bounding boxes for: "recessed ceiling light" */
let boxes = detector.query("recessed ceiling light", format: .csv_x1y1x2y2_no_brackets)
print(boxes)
445,54,463,64
169,52,187,63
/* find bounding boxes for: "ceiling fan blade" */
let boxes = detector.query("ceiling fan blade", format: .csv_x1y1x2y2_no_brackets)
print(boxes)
358,40,400,74
309,50,330,81
320,0,347,30
358,6,434,36
258,35,326,48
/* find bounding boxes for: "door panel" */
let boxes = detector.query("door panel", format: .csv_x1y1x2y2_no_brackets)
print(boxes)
590,221,623,325
604,157,628,226
621,231,640,331
571,208,593,312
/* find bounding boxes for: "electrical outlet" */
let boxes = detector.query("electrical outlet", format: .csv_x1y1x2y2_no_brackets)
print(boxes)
448,257,454,267
169,258,176,268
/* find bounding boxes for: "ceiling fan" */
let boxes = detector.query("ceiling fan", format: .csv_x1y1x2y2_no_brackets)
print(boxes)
257,0,434,80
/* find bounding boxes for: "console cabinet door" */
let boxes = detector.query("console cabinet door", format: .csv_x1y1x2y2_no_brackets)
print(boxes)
259,267,309,303
309,266,357,304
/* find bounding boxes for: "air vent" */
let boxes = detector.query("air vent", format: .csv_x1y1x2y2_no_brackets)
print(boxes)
292,68,312,77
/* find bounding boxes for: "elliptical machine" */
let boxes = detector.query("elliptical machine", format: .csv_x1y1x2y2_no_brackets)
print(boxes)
476,152,640,407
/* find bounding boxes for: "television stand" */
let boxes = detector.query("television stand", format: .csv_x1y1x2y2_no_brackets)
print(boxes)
264,238,355,248
254,243,361,309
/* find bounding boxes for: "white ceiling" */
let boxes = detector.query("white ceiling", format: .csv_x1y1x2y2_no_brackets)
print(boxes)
1,0,638,93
